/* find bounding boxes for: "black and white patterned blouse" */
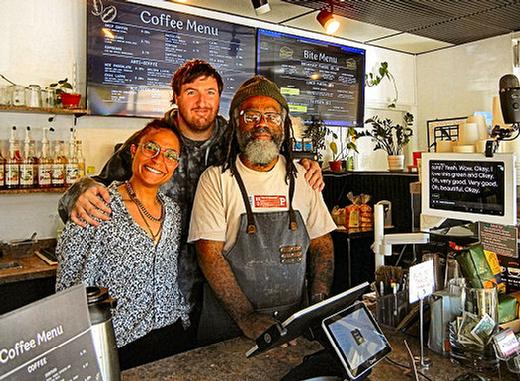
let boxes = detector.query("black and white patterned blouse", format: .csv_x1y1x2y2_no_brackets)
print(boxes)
56,183,190,348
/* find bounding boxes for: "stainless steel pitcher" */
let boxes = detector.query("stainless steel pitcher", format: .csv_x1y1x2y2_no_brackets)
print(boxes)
87,286,120,381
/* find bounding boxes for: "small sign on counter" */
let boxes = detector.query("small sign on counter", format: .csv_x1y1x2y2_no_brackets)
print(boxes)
0,284,101,380
408,260,435,303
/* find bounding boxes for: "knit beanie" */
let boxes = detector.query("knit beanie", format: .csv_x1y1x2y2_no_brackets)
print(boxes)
229,75,289,119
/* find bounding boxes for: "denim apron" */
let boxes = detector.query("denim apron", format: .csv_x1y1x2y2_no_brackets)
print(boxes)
197,162,310,343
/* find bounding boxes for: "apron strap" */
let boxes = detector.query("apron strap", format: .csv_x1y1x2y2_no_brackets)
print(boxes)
231,161,257,234
288,173,297,231
232,159,299,233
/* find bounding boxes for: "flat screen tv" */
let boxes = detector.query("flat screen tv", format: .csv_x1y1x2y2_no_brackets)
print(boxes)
87,0,256,117
257,29,365,128
421,153,517,226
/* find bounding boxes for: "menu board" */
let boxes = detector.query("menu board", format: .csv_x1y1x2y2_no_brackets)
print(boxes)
429,159,505,216
257,29,365,128
0,285,101,381
87,0,256,117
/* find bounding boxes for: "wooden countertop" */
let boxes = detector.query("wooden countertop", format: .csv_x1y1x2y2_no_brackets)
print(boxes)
122,330,515,380
0,241,57,284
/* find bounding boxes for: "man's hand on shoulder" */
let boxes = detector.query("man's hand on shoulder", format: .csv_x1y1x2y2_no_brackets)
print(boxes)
71,183,112,227
300,158,324,192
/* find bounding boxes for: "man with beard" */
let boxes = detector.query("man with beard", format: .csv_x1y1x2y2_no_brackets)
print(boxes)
188,76,336,341
58,61,323,351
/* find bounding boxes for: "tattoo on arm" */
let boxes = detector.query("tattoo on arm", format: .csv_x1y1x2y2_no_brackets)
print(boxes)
308,234,334,297
195,239,255,323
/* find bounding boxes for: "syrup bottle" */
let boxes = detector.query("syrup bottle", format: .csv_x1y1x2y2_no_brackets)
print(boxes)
5,126,21,189
76,140,86,178
65,128,79,186
20,126,35,188
38,128,53,188
51,134,67,188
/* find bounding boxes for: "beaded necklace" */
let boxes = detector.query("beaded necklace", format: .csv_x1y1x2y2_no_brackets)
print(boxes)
125,181,164,244
125,181,164,222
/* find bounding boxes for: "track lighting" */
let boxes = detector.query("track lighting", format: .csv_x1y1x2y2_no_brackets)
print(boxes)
251,0,271,15
317,2,340,34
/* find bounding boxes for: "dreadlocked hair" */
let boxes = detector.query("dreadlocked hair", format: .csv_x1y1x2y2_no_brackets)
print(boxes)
222,111,297,184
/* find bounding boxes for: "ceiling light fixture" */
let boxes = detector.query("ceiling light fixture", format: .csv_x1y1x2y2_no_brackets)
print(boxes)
317,1,340,34
251,0,271,15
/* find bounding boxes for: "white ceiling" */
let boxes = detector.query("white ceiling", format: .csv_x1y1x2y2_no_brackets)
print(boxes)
167,0,454,54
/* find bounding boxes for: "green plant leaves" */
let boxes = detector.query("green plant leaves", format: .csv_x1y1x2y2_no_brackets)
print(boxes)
359,115,413,156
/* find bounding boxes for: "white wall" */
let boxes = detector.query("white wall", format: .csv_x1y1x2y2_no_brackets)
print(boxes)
0,0,416,240
416,34,514,150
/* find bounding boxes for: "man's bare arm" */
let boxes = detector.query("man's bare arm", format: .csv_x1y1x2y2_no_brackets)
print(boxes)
195,239,276,339
308,233,334,303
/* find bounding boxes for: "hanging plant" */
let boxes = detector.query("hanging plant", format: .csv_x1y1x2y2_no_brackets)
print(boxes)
365,61,398,108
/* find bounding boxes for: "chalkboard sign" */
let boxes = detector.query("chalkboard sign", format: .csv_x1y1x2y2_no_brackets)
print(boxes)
421,153,517,226
87,0,256,117
257,29,365,128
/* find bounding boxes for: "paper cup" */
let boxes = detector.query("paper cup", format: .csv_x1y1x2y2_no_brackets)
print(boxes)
458,122,480,145
453,144,475,153
467,115,488,140
436,140,454,152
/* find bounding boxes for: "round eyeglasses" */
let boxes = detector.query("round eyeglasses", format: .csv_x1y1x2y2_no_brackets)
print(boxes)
240,110,283,126
138,141,179,163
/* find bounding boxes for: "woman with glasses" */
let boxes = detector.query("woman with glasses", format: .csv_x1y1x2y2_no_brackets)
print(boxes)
56,119,190,370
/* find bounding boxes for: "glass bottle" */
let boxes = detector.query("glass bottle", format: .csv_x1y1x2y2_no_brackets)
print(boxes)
65,141,79,186
5,126,21,189
38,128,52,188
51,140,67,187
0,148,5,190
20,127,35,188
76,140,86,178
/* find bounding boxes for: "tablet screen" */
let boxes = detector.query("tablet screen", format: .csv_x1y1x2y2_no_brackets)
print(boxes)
322,303,391,379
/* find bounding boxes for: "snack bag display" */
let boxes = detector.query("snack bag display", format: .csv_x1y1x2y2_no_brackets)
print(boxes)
359,194,373,229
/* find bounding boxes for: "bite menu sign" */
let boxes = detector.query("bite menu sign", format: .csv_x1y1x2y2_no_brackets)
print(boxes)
87,0,255,117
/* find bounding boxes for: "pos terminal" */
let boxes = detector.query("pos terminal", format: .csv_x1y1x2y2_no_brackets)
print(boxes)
246,282,391,380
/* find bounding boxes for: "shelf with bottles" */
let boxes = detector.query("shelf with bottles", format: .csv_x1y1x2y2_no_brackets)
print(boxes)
0,104,88,116
1,126,86,192
0,186,67,195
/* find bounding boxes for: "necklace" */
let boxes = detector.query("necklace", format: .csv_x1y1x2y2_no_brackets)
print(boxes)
135,203,163,244
125,181,164,222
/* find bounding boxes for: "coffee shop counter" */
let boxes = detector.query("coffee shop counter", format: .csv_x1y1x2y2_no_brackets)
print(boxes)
122,330,514,381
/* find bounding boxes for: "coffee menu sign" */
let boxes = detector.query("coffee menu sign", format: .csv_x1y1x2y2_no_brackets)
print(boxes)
0,285,101,381
87,0,256,117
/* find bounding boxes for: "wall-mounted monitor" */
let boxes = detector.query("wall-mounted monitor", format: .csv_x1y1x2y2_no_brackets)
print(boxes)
421,153,517,226
87,0,256,117
257,29,365,128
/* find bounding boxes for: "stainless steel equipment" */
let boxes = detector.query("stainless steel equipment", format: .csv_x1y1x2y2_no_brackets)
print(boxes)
87,286,120,381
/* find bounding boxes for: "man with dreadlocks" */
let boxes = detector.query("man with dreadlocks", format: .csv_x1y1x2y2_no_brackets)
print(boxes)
188,76,336,341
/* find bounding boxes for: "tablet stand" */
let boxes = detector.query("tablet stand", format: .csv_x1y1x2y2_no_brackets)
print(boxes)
281,346,372,381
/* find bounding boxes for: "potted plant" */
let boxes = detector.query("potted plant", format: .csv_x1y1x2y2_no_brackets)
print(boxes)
302,117,337,165
49,78,81,108
358,113,413,171
328,141,342,172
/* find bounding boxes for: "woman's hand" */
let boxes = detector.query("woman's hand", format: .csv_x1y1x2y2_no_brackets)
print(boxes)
70,184,112,227
300,158,324,192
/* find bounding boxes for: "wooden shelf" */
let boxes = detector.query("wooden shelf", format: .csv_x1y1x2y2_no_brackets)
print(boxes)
0,187,67,195
0,105,88,116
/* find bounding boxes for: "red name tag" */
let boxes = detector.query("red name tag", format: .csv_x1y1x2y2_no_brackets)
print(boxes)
254,195,287,208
